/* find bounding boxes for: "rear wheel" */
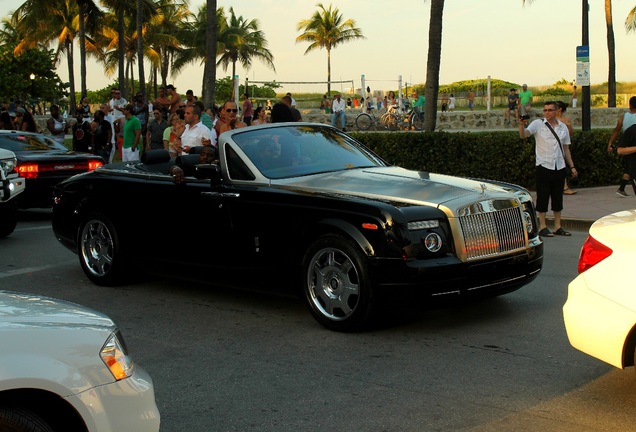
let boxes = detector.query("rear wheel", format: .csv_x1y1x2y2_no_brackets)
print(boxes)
79,213,128,286
302,234,375,331
355,113,373,131
0,406,55,432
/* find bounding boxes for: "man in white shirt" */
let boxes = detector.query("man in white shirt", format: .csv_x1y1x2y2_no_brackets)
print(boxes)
331,93,346,131
178,105,217,154
519,101,578,237
109,88,127,121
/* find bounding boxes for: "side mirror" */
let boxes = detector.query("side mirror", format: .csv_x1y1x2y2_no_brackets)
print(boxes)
195,164,222,186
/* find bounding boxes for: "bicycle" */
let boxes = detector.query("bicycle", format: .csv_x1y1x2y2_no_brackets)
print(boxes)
355,106,399,131
355,106,424,131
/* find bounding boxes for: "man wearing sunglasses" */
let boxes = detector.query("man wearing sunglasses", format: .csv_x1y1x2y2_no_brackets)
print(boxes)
519,101,578,238
214,100,247,138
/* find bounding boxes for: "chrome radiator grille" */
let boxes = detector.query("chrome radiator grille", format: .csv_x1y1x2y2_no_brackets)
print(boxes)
458,205,526,260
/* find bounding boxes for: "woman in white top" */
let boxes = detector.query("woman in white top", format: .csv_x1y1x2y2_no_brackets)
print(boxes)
251,107,269,126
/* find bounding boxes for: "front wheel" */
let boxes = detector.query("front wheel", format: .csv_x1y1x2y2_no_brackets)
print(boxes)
0,406,55,432
78,213,128,286
0,202,18,238
355,113,373,131
302,234,375,331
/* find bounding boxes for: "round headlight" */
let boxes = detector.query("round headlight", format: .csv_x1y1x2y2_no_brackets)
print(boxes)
523,211,534,234
423,233,442,253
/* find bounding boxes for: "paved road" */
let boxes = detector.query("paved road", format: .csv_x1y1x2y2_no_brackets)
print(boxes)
2,210,635,431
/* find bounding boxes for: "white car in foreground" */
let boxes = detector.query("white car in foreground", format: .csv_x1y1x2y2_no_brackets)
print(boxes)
564,210,636,369
0,291,160,431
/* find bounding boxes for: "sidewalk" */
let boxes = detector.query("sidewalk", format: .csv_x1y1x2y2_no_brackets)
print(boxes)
533,185,636,231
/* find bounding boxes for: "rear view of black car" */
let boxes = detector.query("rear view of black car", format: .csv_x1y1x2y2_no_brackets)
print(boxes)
0,130,104,208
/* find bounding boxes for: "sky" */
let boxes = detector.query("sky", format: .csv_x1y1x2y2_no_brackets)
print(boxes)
1,0,635,95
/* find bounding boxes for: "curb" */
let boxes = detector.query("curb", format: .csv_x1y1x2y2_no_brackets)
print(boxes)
546,217,593,232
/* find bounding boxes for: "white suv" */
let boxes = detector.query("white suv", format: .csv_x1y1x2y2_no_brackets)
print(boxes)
0,290,160,431
0,148,24,237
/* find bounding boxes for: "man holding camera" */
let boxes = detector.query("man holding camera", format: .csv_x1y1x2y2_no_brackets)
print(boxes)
519,101,578,238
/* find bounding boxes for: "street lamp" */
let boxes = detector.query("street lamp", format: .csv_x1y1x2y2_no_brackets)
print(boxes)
29,73,36,112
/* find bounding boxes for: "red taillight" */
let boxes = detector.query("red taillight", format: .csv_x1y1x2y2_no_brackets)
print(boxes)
88,160,103,171
578,235,613,274
17,163,39,179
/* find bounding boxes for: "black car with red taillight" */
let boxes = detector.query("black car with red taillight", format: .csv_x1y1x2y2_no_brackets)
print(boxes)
0,130,104,208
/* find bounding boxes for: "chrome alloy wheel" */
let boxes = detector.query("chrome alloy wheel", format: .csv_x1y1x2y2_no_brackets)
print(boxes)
80,219,114,277
306,247,361,321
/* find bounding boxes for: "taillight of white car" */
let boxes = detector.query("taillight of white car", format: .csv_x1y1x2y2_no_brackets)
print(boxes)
578,235,613,274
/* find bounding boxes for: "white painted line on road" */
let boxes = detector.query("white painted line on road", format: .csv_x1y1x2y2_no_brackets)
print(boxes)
0,261,77,278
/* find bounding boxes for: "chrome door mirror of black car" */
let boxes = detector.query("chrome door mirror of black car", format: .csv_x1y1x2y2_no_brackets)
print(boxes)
195,164,222,186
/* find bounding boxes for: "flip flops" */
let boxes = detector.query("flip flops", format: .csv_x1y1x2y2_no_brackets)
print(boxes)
554,228,571,236
539,228,554,237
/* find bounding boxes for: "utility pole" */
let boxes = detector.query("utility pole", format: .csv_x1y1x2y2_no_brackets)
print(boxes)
582,0,591,131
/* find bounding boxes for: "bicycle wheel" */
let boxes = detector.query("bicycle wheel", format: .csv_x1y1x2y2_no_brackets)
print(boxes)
411,111,425,131
383,113,398,131
355,113,373,131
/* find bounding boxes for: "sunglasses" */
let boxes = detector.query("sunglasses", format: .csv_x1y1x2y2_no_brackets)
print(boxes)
225,108,238,113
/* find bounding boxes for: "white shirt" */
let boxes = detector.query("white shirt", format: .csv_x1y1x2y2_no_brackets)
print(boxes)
110,97,127,121
526,118,571,171
181,121,216,149
332,98,346,113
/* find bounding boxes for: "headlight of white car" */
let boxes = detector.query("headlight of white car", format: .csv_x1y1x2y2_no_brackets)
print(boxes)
100,331,135,380
0,157,16,177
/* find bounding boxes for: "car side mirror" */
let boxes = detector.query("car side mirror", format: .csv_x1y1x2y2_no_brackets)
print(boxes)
195,164,222,186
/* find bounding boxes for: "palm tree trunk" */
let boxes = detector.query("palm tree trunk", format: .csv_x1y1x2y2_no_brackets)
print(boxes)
327,48,331,96
66,39,77,115
203,0,218,107
605,0,616,107
78,0,87,98
424,0,444,131
118,6,126,98
137,0,146,99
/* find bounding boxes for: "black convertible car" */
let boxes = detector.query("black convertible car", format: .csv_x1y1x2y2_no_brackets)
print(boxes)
52,123,543,331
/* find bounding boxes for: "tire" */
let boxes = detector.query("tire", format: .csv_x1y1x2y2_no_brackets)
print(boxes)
382,113,398,131
0,406,55,432
410,111,425,131
78,213,128,286
355,113,373,131
0,201,18,238
302,234,375,331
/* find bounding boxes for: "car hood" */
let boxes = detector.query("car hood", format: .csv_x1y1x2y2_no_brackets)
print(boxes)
276,166,524,208
0,290,115,330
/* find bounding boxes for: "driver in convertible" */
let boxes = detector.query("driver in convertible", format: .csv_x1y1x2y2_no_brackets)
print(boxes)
168,146,218,184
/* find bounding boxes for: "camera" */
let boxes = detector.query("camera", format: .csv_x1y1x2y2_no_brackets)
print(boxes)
520,115,530,120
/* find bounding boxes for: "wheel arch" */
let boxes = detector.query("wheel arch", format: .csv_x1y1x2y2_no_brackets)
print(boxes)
622,324,636,368
0,389,87,432
309,218,375,257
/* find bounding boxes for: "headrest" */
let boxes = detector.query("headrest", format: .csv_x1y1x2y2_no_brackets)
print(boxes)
176,154,201,169
142,149,171,164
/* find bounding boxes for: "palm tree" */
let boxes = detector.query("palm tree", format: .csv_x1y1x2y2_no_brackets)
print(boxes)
217,7,275,85
296,3,365,95
424,0,444,132
76,0,102,99
13,0,83,113
203,0,217,106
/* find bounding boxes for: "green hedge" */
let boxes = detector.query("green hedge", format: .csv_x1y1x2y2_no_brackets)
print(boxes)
350,129,621,190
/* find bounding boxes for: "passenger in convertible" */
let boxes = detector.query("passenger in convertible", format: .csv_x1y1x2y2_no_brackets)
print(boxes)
168,145,218,184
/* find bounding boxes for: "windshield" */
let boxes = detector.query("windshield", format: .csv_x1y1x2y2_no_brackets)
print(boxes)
0,133,68,152
231,124,386,179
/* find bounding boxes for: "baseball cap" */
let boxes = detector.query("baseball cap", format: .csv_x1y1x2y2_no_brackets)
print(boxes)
186,89,193,95
166,84,176,90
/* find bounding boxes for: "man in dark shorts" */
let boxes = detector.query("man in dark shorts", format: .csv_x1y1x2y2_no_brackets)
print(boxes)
505,88,519,126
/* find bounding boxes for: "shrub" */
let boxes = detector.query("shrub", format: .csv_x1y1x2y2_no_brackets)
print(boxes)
350,129,621,190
